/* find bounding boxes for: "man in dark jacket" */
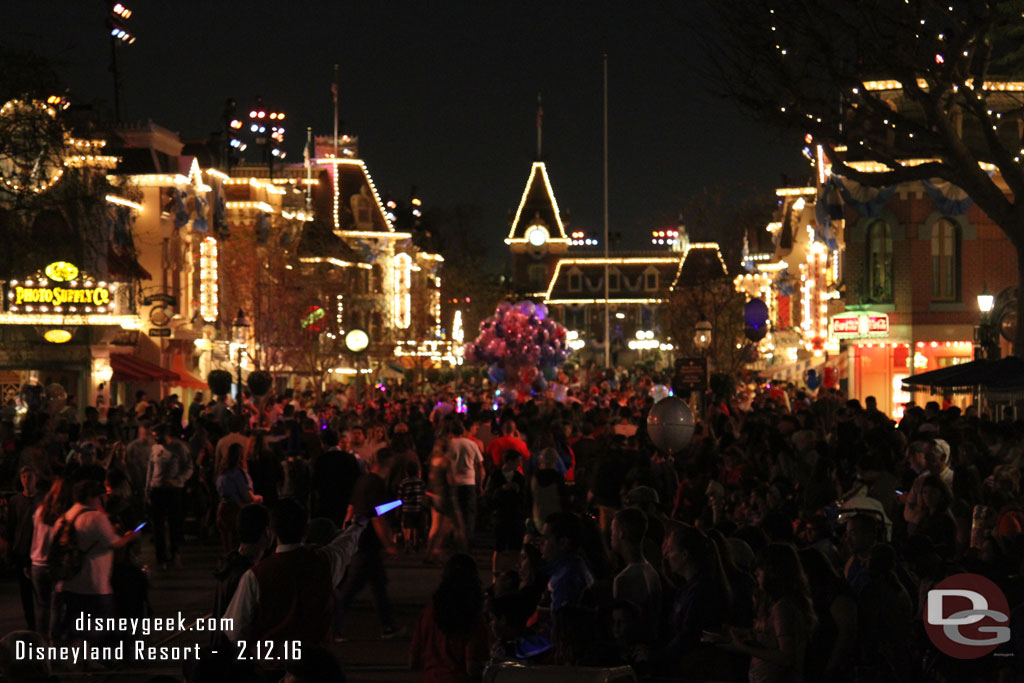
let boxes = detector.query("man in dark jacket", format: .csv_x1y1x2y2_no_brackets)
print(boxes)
311,428,360,526
6,466,42,630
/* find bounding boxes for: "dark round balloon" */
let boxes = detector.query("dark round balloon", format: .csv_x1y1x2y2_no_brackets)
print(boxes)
744,298,770,342
646,397,695,453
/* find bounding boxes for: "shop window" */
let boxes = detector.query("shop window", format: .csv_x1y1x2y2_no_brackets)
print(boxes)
866,220,893,302
931,218,960,301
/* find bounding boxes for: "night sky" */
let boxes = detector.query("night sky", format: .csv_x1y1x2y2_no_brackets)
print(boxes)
4,1,804,259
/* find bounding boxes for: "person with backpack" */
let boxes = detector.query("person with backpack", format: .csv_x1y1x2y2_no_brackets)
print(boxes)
49,480,139,645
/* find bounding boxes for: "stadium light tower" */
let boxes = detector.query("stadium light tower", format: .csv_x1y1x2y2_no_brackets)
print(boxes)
107,1,136,122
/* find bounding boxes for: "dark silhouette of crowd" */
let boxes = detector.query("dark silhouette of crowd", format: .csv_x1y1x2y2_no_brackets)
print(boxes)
2,371,1024,683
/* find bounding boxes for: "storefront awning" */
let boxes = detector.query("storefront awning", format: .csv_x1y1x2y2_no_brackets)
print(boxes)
170,353,207,390
110,353,180,383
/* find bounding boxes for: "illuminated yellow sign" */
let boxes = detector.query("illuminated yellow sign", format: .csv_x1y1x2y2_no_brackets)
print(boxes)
43,329,72,343
14,285,111,306
44,261,79,282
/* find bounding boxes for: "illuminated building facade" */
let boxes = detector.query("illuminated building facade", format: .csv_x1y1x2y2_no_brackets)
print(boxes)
0,102,155,416
505,158,727,363
745,127,1018,418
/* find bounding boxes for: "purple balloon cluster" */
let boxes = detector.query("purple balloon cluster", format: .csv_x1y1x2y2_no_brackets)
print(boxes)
465,300,570,390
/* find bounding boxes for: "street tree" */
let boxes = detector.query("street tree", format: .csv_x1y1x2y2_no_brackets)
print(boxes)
694,0,1024,353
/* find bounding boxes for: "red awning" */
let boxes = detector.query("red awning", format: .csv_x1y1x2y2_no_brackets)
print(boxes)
110,353,180,383
170,353,207,390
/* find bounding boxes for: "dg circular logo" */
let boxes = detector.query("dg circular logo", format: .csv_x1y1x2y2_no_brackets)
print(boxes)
925,573,1011,659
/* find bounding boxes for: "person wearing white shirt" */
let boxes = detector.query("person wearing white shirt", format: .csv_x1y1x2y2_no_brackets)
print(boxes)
446,421,484,547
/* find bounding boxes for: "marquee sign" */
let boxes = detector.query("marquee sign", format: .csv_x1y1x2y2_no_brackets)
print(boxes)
831,311,889,339
12,283,112,308
0,262,139,329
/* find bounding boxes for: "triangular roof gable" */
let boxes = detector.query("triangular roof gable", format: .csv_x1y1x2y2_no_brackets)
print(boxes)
316,158,394,234
671,243,730,290
506,162,568,243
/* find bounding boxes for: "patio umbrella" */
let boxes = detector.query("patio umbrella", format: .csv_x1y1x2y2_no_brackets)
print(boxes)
903,356,1024,394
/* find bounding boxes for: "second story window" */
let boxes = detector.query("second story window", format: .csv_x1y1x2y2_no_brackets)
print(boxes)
932,218,960,301
867,220,893,302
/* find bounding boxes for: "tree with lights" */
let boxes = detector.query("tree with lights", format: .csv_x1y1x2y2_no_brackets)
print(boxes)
697,0,1024,354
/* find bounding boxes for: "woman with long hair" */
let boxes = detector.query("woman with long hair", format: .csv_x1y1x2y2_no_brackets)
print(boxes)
30,477,73,639
215,443,262,553
410,553,489,682
912,473,958,558
719,542,817,683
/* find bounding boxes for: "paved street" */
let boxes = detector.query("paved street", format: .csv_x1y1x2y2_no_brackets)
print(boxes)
0,531,491,682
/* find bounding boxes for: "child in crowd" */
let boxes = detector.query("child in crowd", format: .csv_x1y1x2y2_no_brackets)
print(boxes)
399,460,426,552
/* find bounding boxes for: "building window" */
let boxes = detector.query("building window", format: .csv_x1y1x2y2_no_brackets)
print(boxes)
645,270,658,291
607,270,620,291
528,265,547,290
931,218,960,301
866,220,893,302
568,270,582,292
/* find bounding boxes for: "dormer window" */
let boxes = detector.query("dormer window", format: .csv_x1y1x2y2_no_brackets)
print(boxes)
607,269,620,291
645,268,659,291
568,268,582,292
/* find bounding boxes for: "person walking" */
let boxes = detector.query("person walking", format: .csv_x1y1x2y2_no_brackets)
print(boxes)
50,480,139,645
146,424,193,570
446,421,484,548
334,450,406,640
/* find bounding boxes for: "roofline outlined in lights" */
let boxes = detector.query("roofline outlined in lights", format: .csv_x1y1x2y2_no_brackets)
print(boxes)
505,162,569,244
543,257,681,301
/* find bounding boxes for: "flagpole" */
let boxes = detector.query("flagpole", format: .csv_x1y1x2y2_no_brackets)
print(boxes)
305,127,313,212
603,52,611,370
537,92,543,159
332,64,339,156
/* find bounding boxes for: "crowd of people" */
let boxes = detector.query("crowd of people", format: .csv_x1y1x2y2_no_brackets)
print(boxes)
0,368,1023,682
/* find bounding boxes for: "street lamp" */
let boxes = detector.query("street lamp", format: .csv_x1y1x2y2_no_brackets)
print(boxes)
693,317,712,353
977,285,995,315
232,309,250,414
345,327,369,396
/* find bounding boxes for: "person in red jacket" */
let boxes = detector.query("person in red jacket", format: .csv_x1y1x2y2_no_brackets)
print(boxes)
485,419,530,471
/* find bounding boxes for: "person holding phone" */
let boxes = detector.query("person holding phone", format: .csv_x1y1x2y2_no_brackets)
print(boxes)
50,480,141,646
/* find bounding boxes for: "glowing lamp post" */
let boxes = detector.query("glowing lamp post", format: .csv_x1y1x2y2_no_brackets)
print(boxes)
976,285,998,360
345,328,370,395
694,318,712,354
232,309,250,415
